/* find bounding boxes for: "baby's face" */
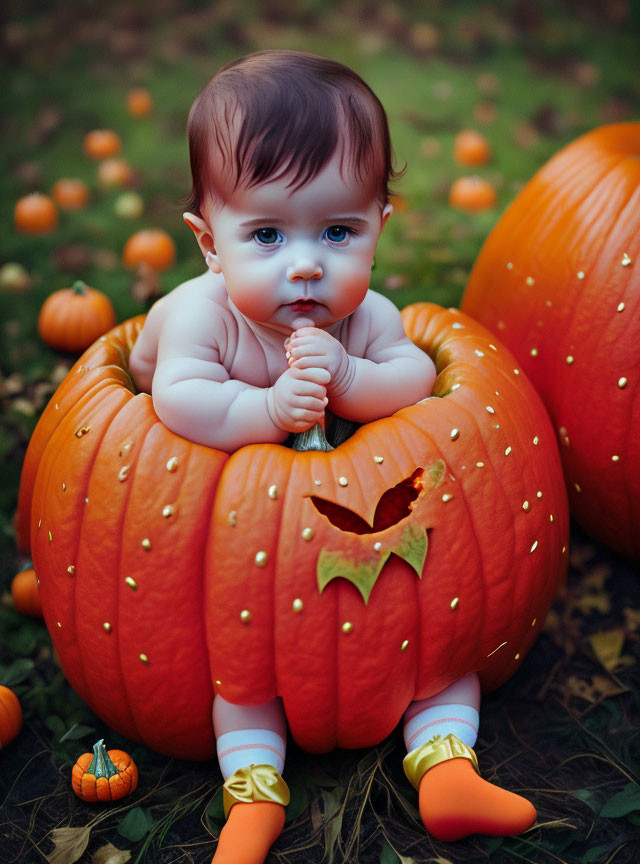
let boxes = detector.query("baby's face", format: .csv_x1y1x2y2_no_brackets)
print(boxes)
203,152,392,334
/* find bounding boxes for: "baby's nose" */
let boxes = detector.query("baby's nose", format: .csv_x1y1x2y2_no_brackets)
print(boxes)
286,257,323,282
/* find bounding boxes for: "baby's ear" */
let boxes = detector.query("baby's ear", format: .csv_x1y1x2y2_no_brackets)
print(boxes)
380,203,394,229
183,212,221,273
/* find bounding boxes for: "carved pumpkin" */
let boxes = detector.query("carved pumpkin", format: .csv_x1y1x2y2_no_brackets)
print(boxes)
17,305,568,759
461,123,640,559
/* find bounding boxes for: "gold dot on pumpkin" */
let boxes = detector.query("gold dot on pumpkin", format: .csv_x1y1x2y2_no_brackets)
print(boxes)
621,252,631,267
575,483,582,493
487,641,507,657
141,538,151,550
566,355,575,365
302,528,314,541
125,577,138,591
486,405,495,415
505,446,512,456
530,540,539,553
339,476,348,486
531,618,537,627
55,403,59,410
450,428,460,440
373,455,384,463
618,377,628,389
452,322,465,330
515,653,521,660
268,485,278,499
374,542,382,552
526,276,535,286
476,461,485,468
513,368,520,375
507,262,513,270
451,383,461,391
489,344,497,351
314,479,322,485
57,621,62,628
475,349,485,358
166,456,179,472
62,482,67,492
75,425,91,437
38,519,41,529
530,348,539,357
215,679,222,687
617,302,625,312
140,653,149,664
450,597,459,610
67,565,75,575
240,609,252,624
533,436,539,445
119,440,133,456
118,465,130,482
522,501,530,511
103,622,112,633
162,504,175,518
612,454,620,462
292,598,304,613
546,300,552,308
228,510,237,526
536,491,543,498
255,551,267,567
442,493,453,502
562,546,567,554
342,621,354,633
401,640,409,652
577,270,585,280
550,514,555,522
48,531,53,543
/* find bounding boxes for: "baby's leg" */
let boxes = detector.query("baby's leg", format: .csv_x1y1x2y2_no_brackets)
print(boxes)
404,673,536,841
211,695,289,864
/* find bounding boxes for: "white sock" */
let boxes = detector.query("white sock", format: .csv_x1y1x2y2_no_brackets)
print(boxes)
216,728,286,780
404,703,480,752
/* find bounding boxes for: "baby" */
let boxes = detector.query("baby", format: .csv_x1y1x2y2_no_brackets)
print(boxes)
129,51,535,864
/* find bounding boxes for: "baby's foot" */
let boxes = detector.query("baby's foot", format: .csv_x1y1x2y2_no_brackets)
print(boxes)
211,801,285,864
419,757,536,841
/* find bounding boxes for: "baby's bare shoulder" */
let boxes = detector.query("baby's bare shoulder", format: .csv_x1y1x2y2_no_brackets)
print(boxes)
156,270,230,318
153,271,232,356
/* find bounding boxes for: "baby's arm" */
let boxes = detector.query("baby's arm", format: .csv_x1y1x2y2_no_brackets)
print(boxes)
129,297,167,394
151,299,328,452
287,293,436,423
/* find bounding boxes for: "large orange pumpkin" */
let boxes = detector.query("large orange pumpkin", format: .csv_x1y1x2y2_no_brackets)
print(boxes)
17,306,568,759
462,123,640,559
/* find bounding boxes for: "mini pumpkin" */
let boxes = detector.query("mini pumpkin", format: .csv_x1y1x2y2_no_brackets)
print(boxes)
449,176,496,211
83,130,122,160
122,229,176,272
126,88,153,116
453,130,491,166
462,122,640,559
11,567,42,617
18,306,568,759
52,179,90,210
72,739,138,802
14,193,58,234
98,158,134,189
38,281,117,353
0,686,22,747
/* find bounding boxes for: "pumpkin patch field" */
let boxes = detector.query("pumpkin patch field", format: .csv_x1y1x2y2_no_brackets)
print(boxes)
1,3,639,864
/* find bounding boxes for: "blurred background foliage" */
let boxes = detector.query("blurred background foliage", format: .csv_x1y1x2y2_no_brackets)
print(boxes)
1,2,639,863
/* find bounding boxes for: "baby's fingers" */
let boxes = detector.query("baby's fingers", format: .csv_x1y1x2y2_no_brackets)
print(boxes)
290,364,331,385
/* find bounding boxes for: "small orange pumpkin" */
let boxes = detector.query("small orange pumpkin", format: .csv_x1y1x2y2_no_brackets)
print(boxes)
0,686,22,747
14,193,58,234
122,229,176,272
72,739,138,802
454,130,491,166
11,567,42,617
83,130,122,160
38,281,117,353
52,179,90,210
449,176,497,211
98,158,134,189
126,88,153,116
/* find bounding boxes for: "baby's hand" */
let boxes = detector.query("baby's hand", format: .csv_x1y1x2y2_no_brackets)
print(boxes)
285,327,347,381
268,365,331,433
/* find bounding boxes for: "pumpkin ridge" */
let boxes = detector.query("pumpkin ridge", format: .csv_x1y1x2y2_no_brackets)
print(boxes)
73,390,141,731
113,416,167,744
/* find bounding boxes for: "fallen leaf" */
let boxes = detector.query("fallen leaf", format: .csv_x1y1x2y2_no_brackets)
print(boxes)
563,674,627,704
589,629,625,671
46,826,91,864
92,844,131,864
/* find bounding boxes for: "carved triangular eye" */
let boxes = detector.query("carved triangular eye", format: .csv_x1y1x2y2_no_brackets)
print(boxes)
310,468,425,534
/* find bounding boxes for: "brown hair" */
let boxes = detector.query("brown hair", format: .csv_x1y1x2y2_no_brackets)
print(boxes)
184,50,403,217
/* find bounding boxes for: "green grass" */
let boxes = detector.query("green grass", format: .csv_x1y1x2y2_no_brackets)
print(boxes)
1,2,639,862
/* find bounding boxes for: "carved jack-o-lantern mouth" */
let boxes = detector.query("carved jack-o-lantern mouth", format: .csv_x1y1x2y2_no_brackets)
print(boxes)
309,468,425,534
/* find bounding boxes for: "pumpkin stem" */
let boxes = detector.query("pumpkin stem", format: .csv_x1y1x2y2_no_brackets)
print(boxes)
290,422,334,452
72,280,88,295
87,739,120,779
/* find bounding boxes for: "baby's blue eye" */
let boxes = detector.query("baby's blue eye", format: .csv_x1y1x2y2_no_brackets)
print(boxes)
254,228,282,246
325,225,350,244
